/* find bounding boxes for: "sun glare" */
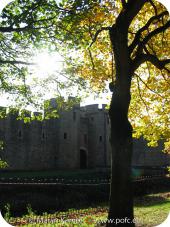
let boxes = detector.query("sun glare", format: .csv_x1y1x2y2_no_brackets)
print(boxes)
34,52,63,78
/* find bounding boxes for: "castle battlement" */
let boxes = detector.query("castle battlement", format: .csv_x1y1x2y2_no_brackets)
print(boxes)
80,103,107,113
0,98,108,122
0,98,169,171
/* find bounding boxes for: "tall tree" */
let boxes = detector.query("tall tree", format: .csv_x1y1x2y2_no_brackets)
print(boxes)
0,0,170,226
53,1,170,225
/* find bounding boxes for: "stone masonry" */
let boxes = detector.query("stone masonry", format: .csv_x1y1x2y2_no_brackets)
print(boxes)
0,98,169,170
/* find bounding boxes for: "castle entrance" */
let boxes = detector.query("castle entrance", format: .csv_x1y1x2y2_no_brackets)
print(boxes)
80,149,87,169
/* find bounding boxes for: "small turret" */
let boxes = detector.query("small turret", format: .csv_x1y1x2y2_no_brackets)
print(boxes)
33,111,43,120
20,109,31,118
7,108,19,120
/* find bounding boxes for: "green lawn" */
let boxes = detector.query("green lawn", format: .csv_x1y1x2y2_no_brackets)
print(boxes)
5,192,170,226
134,192,170,226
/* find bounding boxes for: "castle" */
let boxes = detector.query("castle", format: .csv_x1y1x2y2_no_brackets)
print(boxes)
0,98,169,170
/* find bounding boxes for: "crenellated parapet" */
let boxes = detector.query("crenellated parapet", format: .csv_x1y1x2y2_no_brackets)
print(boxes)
81,104,99,112
0,96,169,171
20,109,31,118
0,98,107,126
0,107,43,121
81,104,108,113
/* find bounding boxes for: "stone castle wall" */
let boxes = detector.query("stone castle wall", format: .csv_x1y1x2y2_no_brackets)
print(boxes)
0,99,169,170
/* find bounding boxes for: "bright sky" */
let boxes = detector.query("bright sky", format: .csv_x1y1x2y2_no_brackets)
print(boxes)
32,51,110,109
0,47,110,110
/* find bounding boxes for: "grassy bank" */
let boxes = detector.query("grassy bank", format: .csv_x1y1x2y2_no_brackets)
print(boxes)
4,192,170,227
134,192,170,226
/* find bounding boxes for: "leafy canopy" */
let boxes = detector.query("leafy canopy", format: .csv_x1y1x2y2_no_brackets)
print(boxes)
54,0,170,151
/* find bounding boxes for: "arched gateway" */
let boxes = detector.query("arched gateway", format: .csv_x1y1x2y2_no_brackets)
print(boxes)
80,148,88,169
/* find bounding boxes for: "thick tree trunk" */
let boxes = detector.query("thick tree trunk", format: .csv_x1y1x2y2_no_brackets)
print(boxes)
107,87,134,227
107,21,134,226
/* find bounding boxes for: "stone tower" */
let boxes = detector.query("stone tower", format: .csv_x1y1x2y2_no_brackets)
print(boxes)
0,98,169,170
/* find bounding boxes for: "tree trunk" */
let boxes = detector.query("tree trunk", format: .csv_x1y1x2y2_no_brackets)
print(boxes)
107,23,134,227
107,87,134,227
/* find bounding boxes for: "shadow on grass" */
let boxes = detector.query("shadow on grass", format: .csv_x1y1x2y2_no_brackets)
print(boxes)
134,193,170,207
0,185,110,217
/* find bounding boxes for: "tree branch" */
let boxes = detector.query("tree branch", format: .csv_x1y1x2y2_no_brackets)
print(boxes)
148,0,158,16
0,60,36,66
121,0,127,9
129,11,168,54
132,54,170,72
89,27,111,47
117,0,148,29
88,49,95,70
0,15,56,33
136,19,170,55
8,0,44,26
0,25,50,33
136,73,150,114
136,73,164,98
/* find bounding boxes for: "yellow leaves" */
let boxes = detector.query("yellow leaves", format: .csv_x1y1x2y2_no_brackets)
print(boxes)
80,5,105,25
95,11,105,21
164,140,170,154
142,116,150,123
74,27,114,90
79,19,88,27
147,140,158,147
62,1,170,150
129,0,170,60
104,1,113,8
79,1,116,33
129,55,170,148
